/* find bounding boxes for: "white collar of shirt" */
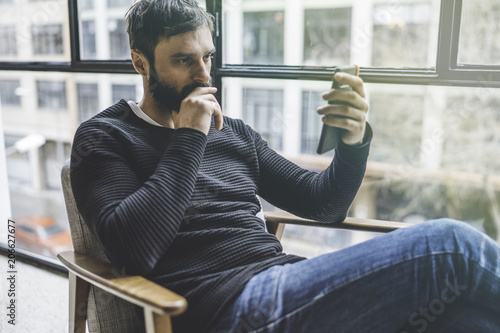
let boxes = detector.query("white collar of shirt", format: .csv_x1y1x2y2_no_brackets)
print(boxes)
127,100,164,127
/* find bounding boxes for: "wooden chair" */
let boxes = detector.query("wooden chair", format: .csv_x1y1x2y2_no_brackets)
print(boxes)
58,160,412,333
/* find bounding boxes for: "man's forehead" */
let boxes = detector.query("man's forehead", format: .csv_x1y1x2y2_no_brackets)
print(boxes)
156,27,214,56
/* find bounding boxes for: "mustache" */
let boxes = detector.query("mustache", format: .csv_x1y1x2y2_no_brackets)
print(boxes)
179,81,212,99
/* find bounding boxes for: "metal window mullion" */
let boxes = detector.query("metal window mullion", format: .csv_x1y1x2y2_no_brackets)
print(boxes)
68,0,82,65
207,0,223,102
436,0,462,79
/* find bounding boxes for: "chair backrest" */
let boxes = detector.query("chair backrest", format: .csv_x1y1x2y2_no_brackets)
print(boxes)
61,160,144,333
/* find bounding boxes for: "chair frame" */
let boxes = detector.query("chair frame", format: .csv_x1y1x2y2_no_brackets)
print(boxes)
58,161,413,333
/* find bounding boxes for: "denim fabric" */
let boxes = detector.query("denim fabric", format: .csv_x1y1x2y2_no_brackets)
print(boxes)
211,219,500,333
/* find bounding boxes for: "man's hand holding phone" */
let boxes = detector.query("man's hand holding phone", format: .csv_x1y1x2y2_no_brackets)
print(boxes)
316,65,369,153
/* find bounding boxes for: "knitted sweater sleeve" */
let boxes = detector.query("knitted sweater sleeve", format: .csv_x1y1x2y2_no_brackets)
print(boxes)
256,124,372,223
70,122,207,275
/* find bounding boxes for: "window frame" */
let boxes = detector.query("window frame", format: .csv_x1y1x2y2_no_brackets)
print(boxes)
0,1,496,86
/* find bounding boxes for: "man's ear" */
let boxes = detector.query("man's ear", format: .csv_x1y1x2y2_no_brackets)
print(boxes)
131,50,150,77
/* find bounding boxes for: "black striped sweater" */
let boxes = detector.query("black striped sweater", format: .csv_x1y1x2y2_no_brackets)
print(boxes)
70,99,371,332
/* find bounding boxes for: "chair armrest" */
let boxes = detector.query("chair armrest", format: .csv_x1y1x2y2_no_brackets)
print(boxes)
264,211,414,233
58,251,187,316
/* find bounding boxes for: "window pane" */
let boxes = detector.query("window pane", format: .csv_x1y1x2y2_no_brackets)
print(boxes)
0,79,21,106
112,83,137,103
0,25,17,56
222,77,500,255
78,0,207,60
223,0,440,68
458,0,500,65
0,0,69,62
1,70,143,258
37,80,67,109
81,20,97,59
77,83,98,122
303,8,351,66
243,11,284,65
32,24,64,55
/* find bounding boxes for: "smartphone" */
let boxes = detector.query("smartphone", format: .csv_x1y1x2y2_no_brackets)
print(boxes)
316,65,359,154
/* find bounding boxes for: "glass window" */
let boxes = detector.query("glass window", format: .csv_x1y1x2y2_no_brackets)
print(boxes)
77,83,99,122
77,0,205,60
80,20,97,59
372,3,435,68
1,71,143,259
32,24,64,55
0,25,17,56
36,80,67,109
458,0,500,66
369,91,425,164
0,0,69,62
224,0,440,68
109,19,129,59
0,80,21,106
301,90,326,155
108,0,133,8
222,77,500,252
303,8,351,66
78,0,94,10
243,11,285,65
112,84,136,103
242,88,284,151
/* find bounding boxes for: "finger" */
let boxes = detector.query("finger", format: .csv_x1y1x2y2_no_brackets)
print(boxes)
321,114,360,131
333,71,366,98
186,86,218,98
321,90,368,112
204,98,223,131
213,106,224,130
317,104,367,121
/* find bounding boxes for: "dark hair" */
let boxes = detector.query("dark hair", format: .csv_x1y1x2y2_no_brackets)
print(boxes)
126,0,214,65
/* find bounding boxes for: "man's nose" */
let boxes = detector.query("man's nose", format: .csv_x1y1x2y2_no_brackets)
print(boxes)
192,59,211,84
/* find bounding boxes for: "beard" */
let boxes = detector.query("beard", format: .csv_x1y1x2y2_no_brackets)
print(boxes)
148,67,211,112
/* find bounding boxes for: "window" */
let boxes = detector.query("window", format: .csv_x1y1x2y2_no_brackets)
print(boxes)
0,79,21,106
81,20,97,59
36,80,67,109
301,90,325,155
372,3,435,68
242,87,284,151
77,83,99,122
108,0,133,8
32,24,64,55
112,84,136,103
243,11,285,65
458,0,500,65
109,19,129,59
303,8,352,66
0,25,17,56
78,0,94,10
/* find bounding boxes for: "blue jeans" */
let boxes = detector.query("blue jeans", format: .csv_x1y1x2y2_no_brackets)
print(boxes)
210,219,500,333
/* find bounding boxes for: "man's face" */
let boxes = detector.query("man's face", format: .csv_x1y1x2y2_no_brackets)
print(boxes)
148,27,215,111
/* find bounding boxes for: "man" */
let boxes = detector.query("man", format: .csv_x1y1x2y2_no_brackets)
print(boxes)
70,0,500,332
